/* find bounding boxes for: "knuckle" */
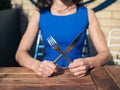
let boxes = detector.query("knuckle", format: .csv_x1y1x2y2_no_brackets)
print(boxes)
84,66,87,70
39,64,43,68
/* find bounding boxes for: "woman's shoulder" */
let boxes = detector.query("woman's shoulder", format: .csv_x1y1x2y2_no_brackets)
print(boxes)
87,8,97,21
31,9,40,17
87,8,95,15
29,9,40,22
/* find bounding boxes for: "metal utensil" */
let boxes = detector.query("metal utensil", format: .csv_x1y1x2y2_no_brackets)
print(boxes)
53,32,82,64
47,36,72,63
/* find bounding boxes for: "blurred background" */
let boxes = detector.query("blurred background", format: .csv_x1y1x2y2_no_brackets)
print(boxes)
0,0,120,67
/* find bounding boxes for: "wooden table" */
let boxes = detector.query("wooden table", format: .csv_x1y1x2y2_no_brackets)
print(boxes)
0,66,120,90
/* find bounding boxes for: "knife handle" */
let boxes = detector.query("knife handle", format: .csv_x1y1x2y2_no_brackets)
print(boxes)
53,53,72,64
60,51,72,63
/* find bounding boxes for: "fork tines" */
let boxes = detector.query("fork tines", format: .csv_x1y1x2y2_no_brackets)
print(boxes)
47,35,58,49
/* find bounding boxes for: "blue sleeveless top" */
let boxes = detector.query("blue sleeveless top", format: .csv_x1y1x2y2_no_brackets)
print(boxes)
39,6,88,67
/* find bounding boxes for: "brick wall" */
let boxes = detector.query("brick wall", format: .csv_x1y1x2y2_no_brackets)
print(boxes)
11,0,36,35
11,0,120,65
86,0,120,65
87,0,120,39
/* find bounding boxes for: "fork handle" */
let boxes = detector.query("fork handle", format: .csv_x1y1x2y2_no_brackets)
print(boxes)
53,52,72,64
59,51,72,63
53,54,62,64
53,53,71,64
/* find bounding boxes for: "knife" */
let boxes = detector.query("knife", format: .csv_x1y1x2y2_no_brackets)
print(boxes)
53,32,82,64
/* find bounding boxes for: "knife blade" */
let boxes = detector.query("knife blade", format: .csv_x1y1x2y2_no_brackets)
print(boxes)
53,32,82,64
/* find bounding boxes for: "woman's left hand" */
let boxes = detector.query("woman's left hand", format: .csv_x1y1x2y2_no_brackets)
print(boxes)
69,58,90,77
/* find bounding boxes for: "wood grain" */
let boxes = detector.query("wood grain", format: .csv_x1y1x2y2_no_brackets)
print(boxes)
0,66,119,90
90,66,120,90
0,67,95,90
105,66,120,88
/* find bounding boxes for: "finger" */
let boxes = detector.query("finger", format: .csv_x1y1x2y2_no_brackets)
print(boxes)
39,64,53,76
42,73,50,78
69,60,84,69
39,61,57,76
70,66,87,73
46,61,58,73
77,74,86,78
73,70,87,76
45,61,57,69
36,68,44,77
43,61,57,71
35,71,41,77
38,67,47,76
38,67,52,78
39,61,53,70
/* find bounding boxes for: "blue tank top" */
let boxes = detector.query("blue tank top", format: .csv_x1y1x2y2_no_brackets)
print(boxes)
39,6,88,67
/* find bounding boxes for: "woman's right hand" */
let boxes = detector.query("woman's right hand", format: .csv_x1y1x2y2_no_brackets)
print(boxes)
31,60,57,78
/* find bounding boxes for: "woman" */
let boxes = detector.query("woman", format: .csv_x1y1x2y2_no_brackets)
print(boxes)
16,0,111,78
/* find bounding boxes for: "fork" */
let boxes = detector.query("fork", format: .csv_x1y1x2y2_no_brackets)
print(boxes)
47,35,72,63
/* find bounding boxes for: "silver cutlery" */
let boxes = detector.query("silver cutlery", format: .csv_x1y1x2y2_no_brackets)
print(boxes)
47,36,72,63
53,32,82,64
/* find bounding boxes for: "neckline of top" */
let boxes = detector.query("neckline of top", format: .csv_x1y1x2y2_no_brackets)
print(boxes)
48,6,80,17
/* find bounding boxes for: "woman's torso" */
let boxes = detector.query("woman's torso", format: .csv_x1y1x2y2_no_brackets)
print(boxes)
39,6,88,67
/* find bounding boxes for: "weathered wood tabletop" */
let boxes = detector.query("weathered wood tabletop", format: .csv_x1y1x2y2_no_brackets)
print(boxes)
0,66,120,90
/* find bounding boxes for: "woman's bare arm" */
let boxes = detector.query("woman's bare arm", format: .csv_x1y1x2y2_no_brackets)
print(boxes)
16,10,57,77
69,9,112,77
15,10,40,69
86,9,112,68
